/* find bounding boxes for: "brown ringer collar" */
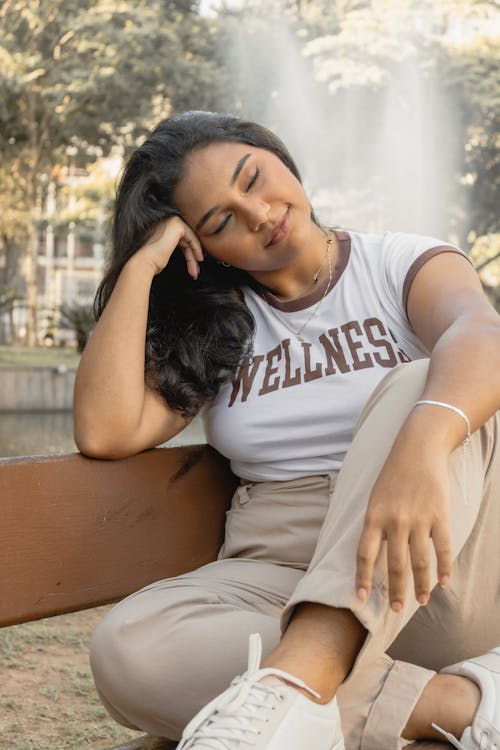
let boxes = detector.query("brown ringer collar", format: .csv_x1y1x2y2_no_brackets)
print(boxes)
260,229,351,312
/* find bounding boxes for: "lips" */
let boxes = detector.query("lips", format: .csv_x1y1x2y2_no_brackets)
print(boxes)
266,208,290,247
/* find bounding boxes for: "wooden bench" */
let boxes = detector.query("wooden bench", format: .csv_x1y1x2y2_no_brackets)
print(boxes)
0,445,237,749
0,445,447,749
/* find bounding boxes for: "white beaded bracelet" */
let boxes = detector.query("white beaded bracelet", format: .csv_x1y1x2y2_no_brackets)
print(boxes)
413,399,471,504
413,400,471,445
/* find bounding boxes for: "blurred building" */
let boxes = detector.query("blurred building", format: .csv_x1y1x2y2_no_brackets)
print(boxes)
35,166,105,344
1,153,117,345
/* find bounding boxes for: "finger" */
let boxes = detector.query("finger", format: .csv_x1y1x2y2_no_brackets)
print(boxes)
188,238,204,263
431,523,452,588
409,531,431,605
183,227,204,261
386,532,410,612
356,520,383,602
180,243,200,279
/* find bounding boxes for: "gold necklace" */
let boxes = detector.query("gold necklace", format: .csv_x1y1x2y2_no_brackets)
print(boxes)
311,240,330,285
264,231,334,343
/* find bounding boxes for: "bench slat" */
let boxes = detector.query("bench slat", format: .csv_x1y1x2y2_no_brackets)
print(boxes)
109,736,176,750
0,446,237,626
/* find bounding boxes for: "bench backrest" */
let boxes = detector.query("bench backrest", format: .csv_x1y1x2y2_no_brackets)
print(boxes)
0,445,237,627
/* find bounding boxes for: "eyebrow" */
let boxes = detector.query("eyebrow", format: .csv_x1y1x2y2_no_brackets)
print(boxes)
195,153,252,231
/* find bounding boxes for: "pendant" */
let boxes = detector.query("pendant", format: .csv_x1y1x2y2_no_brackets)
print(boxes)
297,333,304,342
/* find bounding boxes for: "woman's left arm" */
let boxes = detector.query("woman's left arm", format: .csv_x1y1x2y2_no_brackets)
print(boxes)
355,251,500,612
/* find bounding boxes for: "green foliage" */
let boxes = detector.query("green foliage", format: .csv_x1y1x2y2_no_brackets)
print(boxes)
0,345,80,367
0,0,226,216
0,156,31,245
0,0,226,342
0,0,181,158
49,159,116,239
0,286,21,310
303,0,441,93
470,233,500,296
293,0,500,241
58,301,95,353
0,0,499,329
444,35,500,236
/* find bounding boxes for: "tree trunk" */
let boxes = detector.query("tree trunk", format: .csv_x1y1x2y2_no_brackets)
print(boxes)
1,237,22,344
24,90,42,347
24,222,39,346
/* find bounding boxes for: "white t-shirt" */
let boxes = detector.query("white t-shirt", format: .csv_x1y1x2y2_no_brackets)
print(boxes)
204,229,468,481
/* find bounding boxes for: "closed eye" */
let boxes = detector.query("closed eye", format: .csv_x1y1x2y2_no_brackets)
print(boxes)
212,215,231,235
246,167,260,191
211,167,261,235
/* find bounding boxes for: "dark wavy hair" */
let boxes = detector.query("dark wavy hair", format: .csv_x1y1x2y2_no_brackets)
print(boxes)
94,110,314,417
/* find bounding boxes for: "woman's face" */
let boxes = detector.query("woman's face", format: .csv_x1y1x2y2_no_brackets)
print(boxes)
172,141,315,274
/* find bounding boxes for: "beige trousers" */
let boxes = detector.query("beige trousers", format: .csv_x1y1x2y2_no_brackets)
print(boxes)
90,360,500,749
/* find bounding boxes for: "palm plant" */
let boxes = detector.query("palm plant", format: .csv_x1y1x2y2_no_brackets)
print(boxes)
58,301,95,353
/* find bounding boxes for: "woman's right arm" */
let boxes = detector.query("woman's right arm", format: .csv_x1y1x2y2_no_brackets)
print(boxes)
73,217,204,459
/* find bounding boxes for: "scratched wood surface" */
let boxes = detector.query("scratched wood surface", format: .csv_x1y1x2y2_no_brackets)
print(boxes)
0,446,236,626
111,737,176,750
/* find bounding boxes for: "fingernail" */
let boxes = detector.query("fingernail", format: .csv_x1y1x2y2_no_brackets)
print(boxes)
391,601,403,613
418,594,428,605
357,587,368,602
439,576,449,587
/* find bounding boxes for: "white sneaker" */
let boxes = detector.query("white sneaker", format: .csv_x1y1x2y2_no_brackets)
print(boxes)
432,647,500,749
176,632,344,749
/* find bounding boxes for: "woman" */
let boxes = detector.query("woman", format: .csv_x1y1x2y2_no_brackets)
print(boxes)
74,111,500,750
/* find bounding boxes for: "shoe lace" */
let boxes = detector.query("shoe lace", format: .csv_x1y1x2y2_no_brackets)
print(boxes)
432,722,494,750
479,730,497,750
176,633,321,750
176,677,285,749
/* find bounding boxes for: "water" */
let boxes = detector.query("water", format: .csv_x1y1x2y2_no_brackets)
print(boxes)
0,412,206,458
218,2,467,242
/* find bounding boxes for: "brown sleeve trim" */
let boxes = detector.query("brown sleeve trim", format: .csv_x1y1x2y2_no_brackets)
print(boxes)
402,246,474,319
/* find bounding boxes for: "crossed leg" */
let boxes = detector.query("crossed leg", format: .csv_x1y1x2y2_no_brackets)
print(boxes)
91,360,500,749
265,360,500,749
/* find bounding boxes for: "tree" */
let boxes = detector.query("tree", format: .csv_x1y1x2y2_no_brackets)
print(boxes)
444,35,500,240
298,0,500,243
0,0,224,344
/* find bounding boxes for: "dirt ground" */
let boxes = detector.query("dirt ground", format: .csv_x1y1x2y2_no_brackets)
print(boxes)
0,606,143,750
0,607,453,750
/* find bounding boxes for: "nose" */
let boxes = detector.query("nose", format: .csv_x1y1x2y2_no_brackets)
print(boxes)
244,198,270,232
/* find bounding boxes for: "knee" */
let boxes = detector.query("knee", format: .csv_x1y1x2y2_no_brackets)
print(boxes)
90,609,141,692
90,609,151,708
355,359,430,435
380,358,429,390
89,602,189,737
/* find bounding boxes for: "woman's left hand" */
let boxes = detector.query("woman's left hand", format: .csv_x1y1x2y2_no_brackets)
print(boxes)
355,439,452,612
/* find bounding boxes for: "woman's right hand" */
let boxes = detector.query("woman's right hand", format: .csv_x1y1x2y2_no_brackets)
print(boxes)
135,216,204,278
74,214,203,459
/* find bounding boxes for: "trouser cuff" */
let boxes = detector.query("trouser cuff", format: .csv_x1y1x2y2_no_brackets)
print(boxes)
361,660,435,750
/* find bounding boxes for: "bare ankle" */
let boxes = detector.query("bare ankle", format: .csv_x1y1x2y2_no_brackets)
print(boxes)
403,673,481,741
261,602,366,702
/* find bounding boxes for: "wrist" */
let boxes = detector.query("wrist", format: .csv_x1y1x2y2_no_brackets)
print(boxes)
124,250,158,280
397,406,468,456
414,399,470,444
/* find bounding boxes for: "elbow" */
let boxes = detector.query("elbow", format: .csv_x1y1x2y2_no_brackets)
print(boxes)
74,426,138,461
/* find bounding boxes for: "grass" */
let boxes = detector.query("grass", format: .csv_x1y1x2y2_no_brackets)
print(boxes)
0,607,143,750
0,345,80,368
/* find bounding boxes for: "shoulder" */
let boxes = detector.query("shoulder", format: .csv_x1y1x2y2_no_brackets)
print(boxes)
352,229,468,276
381,230,464,257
